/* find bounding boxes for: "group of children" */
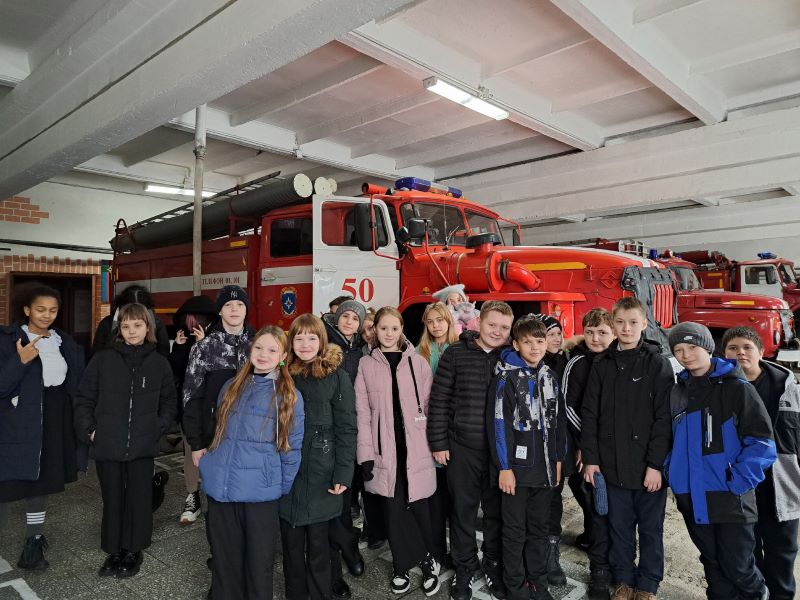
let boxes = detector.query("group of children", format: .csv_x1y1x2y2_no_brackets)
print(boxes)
1,280,798,600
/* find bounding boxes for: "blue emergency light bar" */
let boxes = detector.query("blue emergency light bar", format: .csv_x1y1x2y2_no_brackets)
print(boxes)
758,252,777,259
394,177,463,198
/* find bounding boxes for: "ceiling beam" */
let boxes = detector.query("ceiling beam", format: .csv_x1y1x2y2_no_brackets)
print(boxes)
0,45,29,87
168,106,434,181
395,124,538,169
632,0,708,24
551,0,726,125
784,183,800,197
691,30,800,75
295,91,439,144
0,0,419,199
485,35,593,78
551,80,651,112
115,127,193,167
229,55,384,126
350,111,487,158
340,20,603,150
203,145,260,172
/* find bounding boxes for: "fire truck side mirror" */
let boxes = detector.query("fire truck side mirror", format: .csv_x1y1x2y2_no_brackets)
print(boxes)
353,203,376,251
406,218,430,240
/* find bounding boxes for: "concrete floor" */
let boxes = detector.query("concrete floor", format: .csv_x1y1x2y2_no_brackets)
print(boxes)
0,451,795,600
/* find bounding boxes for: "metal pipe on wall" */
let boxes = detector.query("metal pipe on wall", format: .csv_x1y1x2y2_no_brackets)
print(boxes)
192,104,207,295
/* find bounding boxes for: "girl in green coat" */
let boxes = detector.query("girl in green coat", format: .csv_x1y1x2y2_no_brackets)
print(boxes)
280,314,360,600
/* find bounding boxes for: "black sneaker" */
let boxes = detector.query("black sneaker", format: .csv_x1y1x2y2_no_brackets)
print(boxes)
115,550,143,578
481,557,507,599
332,578,351,599
180,491,201,524
99,552,123,577
391,571,411,594
546,536,567,586
588,567,611,598
17,534,49,570
450,566,479,600
420,554,441,597
576,531,593,551
528,579,555,600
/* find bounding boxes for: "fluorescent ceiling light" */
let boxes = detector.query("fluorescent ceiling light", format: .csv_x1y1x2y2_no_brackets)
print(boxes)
423,76,509,120
146,184,215,198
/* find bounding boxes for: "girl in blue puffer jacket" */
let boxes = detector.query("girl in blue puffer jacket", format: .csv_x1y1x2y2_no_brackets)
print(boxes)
199,325,304,600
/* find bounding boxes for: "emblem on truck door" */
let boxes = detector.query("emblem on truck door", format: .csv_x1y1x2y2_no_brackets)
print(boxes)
281,287,298,316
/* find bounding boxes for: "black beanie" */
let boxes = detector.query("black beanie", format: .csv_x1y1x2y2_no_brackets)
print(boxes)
215,285,251,314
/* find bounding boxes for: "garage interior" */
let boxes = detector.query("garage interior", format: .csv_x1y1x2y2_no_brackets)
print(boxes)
0,0,799,599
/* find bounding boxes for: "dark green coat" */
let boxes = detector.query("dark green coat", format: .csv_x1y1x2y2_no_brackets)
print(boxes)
279,345,357,526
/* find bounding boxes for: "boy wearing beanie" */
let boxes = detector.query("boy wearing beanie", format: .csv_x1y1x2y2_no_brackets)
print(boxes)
665,322,776,600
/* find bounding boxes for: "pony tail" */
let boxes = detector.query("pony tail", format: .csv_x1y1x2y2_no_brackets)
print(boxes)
275,362,297,452
210,361,254,450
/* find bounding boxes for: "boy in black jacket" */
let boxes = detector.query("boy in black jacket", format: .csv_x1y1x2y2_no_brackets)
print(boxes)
723,326,798,600
428,300,514,600
582,298,673,600
563,308,615,596
667,322,776,600
490,317,566,600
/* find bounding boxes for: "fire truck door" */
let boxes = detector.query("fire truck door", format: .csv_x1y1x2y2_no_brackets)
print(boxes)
740,264,783,299
312,196,400,315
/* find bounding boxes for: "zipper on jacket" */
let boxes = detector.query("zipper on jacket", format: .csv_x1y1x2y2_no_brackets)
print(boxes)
377,414,382,456
125,367,135,458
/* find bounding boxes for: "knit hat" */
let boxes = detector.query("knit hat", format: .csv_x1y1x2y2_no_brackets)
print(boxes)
215,285,251,314
335,299,366,328
530,313,561,332
432,284,467,304
668,322,714,354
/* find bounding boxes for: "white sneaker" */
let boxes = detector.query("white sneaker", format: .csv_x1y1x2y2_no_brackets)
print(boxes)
180,491,201,524
391,571,411,594
420,554,441,597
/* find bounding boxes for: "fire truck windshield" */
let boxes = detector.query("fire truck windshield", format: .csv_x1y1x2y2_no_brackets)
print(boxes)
465,210,505,244
779,263,796,285
669,266,702,291
400,202,467,245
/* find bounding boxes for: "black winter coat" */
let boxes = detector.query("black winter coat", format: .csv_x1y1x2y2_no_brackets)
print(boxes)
74,342,176,462
280,345,357,526
427,331,505,452
0,325,85,482
581,339,674,489
323,315,364,384
561,341,601,477
181,324,254,450
92,313,170,359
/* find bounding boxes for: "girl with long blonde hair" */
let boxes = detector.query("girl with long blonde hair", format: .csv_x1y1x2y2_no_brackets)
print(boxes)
199,326,304,600
416,302,458,374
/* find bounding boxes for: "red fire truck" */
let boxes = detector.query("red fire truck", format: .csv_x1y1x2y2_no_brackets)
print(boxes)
578,240,795,360
111,176,676,345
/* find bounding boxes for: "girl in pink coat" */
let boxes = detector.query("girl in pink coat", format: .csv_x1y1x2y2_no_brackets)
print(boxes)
355,307,440,597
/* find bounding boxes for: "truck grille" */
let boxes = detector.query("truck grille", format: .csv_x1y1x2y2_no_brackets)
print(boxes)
653,283,675,328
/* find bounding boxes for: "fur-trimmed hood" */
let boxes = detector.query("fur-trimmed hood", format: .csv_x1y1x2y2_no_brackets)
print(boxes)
288,344,343,379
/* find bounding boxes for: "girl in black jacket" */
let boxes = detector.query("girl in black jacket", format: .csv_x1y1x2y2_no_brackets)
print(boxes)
74,303,176,578
0,282,85,571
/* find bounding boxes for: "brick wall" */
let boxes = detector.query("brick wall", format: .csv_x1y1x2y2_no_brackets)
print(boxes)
0,254,106,335
0,196,50,224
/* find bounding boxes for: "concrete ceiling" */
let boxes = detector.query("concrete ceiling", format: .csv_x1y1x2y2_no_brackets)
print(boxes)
0,0,798,222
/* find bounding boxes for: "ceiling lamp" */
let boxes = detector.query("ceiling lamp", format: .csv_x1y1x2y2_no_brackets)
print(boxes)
145,184,215,198
423,76,509,120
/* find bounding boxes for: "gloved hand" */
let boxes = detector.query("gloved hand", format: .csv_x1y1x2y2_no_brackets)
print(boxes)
361,460,375,482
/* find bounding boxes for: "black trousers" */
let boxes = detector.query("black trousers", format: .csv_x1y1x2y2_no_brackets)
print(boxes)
502,487,552,600
207,497,278,600
95,458,154,554
606,484,666,594
566,471,594,538
429,466,451,564
280,519,331,600
384,472,432,572
328,487,360,583
755,483,797,600
586,481,609,571
352,463,387,544
447,441,502,571
682,515,765,600
548,479,564,537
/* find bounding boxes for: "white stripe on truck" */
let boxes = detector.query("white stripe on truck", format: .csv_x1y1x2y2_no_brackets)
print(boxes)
260,266,313,285
118,271,248,293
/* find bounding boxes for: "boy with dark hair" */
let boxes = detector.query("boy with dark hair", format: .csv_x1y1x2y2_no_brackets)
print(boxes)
490,317,566,600
582,297,674,600
328,295,354,316
723,326,798,600
428,300,514,600
666,322,776,600
563,308,616,596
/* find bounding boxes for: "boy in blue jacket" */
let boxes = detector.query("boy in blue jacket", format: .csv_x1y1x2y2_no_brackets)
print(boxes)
665,322,776,600
489,317,566,600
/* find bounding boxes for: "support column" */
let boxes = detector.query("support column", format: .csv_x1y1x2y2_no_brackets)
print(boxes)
192,104,206,296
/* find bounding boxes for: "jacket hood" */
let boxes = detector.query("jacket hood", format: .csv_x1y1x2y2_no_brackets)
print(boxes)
677,356,743,381
323,315,362,349
458,329,506,355
497,347,536,372
113,340,157,356
288,343,343,379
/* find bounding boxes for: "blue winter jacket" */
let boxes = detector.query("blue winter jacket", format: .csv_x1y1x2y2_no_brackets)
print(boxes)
664,358,776,525
200,372,304,503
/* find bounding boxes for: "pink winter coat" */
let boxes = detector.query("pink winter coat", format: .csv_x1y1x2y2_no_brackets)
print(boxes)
355,342,436,503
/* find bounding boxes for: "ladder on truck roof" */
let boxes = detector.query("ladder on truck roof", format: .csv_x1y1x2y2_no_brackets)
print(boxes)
120,171,281,232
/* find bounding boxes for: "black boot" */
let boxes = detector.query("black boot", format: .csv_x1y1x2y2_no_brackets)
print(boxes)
115,550,143,578
450,566,477,600
17,534,49,570
480,557,507,599
546,536,567,586
99,552,123,577
528,578,555,600
588,566,611,598
332,578,352,599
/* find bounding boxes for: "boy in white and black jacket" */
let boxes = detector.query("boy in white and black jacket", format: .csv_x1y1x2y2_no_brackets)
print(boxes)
489,317,566,600
723,326,798,600
667,322,776,600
